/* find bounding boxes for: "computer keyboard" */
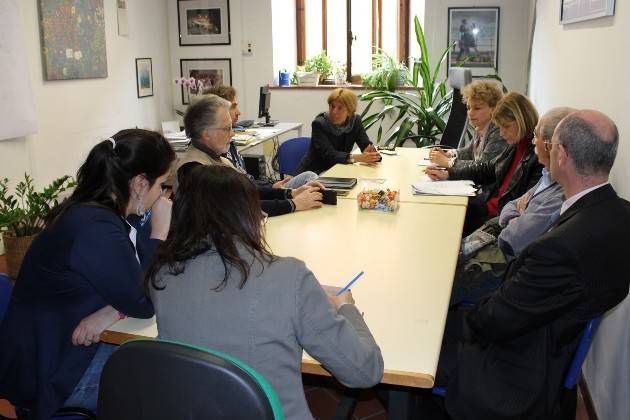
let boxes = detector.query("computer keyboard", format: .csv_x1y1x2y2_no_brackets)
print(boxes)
235,119,254,128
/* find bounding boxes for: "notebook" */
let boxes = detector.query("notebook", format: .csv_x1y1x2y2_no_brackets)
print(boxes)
318,177,357,189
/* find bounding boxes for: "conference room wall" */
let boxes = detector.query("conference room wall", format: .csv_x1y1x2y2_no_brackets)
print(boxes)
0,0,173,193
529,2,630,419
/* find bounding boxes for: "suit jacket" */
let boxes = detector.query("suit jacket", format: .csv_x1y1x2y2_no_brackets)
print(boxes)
445,184,630,420
0,205,156,420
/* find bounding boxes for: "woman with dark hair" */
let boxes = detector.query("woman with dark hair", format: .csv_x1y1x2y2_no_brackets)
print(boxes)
147,165,383,419
0,129,176,419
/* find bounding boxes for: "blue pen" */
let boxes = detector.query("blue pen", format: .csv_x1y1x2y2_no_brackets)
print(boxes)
336,271,365,296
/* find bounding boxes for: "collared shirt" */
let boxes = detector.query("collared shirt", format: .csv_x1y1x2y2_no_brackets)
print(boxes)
533,168,552,196
560,182,610,215
472,123,491,161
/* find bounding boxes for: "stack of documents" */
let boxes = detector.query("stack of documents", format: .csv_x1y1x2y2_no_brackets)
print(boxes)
411,176,477,196
232,132,257,146
164,130,190,152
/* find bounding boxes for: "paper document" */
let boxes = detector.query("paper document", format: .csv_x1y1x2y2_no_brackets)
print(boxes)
165,130,188,140
418,158,432,166
412,176,477,196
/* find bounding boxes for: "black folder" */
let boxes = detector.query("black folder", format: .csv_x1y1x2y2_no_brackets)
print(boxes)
318,177,357,189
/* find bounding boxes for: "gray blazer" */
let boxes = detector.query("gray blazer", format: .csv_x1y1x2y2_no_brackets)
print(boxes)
453,123,508,168
151,249,384,420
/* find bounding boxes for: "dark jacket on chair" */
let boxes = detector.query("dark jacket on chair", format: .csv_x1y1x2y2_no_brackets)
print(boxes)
0,205,156,420
448,137,543,212
297,113,373,174
444,185,630,420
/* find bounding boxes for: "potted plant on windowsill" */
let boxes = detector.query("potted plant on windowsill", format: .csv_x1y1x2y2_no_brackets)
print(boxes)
292,51,334,86
362,49,409,91
0,174,75,278
359,16,459,148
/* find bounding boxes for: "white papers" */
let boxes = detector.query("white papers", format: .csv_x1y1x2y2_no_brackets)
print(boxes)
418,158,432,166
412,176,477,196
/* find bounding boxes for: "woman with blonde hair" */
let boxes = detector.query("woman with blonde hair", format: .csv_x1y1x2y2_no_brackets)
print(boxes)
430,80,507,170
297,88,381,174
426,92,543,234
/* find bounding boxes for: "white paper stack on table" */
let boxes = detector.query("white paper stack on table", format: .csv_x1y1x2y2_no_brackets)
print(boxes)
411,175,477,196
232,131,257,146
164,130,190,152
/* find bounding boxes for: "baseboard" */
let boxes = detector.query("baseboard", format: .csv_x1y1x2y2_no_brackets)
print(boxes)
579,375,599,420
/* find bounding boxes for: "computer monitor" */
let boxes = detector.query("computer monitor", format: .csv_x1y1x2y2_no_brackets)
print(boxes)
258,86,277,126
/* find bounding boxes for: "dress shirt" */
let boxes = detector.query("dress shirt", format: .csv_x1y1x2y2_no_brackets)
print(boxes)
560,182,610,215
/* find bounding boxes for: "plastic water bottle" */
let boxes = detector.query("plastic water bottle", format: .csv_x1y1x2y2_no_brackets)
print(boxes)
278,69,290,87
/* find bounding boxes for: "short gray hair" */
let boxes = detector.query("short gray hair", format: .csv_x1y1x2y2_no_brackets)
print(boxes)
538,107,576,141
555,113,618,178
184,94,231,146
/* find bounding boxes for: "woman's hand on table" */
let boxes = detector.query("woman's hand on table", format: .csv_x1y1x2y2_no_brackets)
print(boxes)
424,166,450,181
72,305,120,346
291,186,323,211
429,148,451,168
272,177,292,189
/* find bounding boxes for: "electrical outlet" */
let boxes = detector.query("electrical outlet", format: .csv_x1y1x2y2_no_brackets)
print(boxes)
243,41,253,56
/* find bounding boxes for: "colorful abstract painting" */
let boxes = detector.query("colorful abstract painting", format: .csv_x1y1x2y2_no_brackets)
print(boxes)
38,0,108,80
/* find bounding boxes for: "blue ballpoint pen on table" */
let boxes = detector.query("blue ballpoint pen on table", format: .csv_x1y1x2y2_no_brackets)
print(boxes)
336,271,365,296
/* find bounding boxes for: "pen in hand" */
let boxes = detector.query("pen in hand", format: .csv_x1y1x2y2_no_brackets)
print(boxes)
336,271,365,296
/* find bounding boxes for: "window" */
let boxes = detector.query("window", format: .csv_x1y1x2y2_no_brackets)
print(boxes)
296,0,410,80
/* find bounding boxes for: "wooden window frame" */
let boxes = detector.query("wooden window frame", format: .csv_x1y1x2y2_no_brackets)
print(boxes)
296,0,409,78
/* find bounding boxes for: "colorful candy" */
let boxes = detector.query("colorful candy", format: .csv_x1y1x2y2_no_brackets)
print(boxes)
357,188,399,212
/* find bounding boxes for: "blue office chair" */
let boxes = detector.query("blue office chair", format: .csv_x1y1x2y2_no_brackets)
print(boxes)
431,315,604,398
277,137,310,177
97,339,284,420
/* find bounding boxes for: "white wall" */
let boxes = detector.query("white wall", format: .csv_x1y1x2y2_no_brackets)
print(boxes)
423,0,533,93
0,0,173,187
167,0,276,123
529,2,630,419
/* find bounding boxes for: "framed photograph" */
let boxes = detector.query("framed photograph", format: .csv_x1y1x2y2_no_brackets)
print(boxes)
135,58,153,98
180,58,232,104
560,0,615,24
37,0,108,80
177,0,231,46
447,7,500,77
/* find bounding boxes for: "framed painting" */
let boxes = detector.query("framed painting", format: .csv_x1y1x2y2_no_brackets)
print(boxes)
37,0,108,80
177,0,231,46
180,58,232,105
560,0,615,24
447,7,500,77
135,58,153,98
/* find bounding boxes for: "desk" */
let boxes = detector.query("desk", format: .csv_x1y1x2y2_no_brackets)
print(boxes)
322,147,468,206
165,122,303,153
103,201,466,389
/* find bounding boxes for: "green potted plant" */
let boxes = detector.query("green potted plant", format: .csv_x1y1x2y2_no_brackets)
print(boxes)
362,49,409,91
292,51,334,85
359,16,459,148
0,174,75,278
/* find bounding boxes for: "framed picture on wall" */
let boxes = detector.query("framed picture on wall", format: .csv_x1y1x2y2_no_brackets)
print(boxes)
135,58,153,98
180,58,232,104
177,0,231,46
560,0,615,24
447,7,500,77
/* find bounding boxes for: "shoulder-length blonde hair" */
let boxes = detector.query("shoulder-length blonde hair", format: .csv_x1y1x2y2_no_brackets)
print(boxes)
462,80,503,108
327,88,358,114
492,92,539,139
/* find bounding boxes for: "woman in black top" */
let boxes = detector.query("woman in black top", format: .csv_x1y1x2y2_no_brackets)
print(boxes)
297,88,381,174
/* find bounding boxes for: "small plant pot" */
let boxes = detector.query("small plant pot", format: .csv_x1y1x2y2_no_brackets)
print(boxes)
296,72,320,87
2,231,36,279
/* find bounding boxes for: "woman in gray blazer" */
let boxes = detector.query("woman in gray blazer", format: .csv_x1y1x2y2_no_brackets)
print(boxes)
430,80,507,170
146,165,384,419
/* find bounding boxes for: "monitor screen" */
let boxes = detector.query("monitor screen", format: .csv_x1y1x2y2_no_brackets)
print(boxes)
258,86,271,119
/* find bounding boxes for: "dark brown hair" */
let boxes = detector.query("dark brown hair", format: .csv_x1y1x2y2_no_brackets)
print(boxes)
146,165,275,291
47,129,175,224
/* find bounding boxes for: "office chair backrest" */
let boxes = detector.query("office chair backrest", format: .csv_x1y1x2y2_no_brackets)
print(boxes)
439,68,473,149
0,274,12,322
432,315,604,398
97,339,284,420
277,137,311,176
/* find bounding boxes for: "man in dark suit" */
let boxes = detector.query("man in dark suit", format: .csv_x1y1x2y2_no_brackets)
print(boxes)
430,110,630,420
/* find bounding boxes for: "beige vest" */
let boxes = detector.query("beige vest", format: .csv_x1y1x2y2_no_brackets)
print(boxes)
171,144,235,192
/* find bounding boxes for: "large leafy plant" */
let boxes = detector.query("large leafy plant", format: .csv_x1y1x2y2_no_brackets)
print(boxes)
0,174,75,237
360,16,458,148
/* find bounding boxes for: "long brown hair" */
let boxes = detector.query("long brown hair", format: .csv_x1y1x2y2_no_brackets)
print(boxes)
146,164,275,291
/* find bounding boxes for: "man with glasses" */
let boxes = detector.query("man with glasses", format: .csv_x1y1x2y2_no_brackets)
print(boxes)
449,107,573,306
175,95,324,215
429,109,630,420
